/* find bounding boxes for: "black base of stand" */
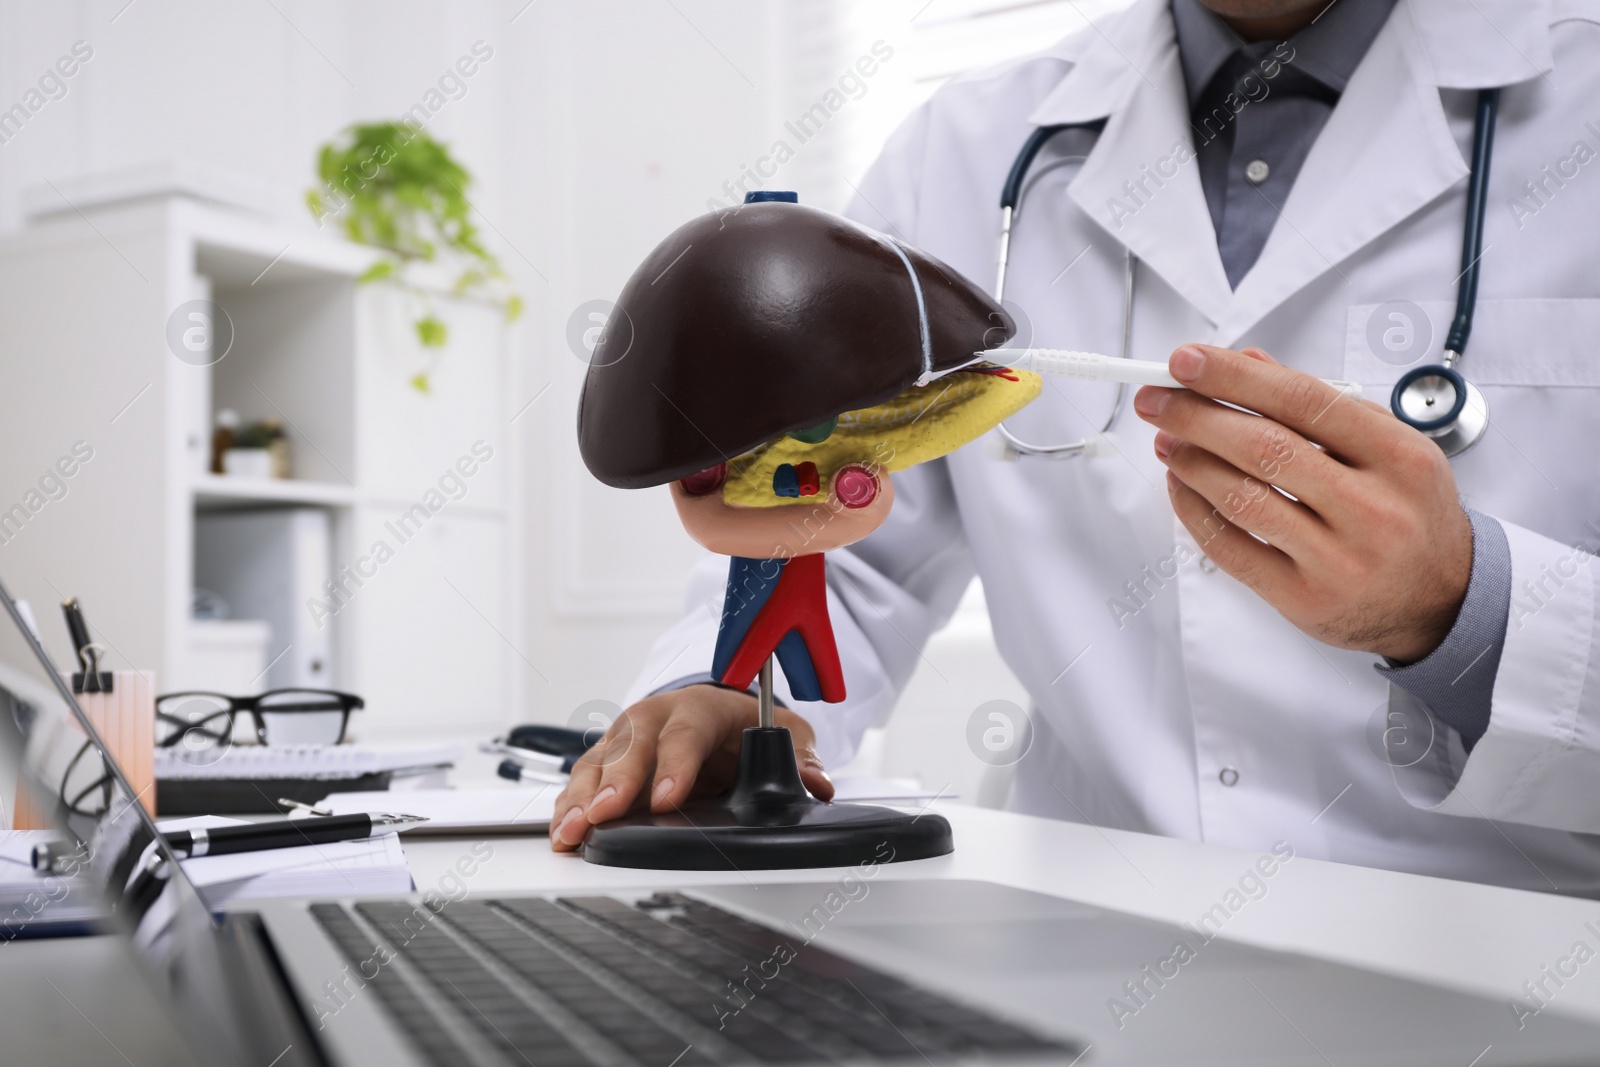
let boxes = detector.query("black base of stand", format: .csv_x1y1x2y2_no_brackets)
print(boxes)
582,727,953,870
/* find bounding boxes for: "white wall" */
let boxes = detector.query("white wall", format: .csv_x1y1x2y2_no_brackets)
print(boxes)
0,0,1088,773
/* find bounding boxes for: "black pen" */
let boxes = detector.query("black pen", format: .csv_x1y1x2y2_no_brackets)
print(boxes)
160,813,427,859
30,814,424,872
61,596,92,656
61,596,109,693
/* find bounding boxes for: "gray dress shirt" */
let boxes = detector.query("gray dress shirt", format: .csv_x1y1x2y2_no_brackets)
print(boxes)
1171,0,1400,286
1171,0,1509,747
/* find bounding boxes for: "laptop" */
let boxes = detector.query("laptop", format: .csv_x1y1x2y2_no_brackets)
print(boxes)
2,578,1598,1067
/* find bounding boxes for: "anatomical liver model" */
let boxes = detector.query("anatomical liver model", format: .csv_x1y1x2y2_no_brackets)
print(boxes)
576,191,1039,869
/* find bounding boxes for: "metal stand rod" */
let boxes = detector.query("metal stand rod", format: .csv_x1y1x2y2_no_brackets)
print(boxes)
758,657,775,729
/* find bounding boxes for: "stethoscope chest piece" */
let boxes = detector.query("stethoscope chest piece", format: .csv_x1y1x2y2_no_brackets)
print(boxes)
1381,86,1500,460
1390,363,1489,457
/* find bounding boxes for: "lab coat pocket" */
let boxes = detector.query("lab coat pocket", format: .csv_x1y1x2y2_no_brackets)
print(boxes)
1343,297,1600,389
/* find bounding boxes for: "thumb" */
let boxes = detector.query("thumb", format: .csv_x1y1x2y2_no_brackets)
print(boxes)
796,743,834,802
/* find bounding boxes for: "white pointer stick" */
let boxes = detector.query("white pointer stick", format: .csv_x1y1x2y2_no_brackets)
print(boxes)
990,349,1363,400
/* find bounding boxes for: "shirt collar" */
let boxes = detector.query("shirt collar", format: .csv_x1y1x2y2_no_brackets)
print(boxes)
1171,0,1400,106
1026,0,1555,131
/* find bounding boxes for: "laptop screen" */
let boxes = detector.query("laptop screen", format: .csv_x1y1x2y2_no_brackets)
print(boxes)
0,579,245,1064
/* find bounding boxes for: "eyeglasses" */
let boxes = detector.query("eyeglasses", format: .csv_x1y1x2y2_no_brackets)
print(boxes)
156,689,364,753
60,738,114,819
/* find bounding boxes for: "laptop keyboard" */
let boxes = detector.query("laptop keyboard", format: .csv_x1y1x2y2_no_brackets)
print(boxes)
310,893,1077,1066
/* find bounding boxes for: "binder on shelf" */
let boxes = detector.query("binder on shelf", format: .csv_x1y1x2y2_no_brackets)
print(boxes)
185,619,272,694
194,508,332,689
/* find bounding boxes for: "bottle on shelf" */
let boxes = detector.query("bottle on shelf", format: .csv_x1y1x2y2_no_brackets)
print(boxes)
210,409,240,474
263,419,291,479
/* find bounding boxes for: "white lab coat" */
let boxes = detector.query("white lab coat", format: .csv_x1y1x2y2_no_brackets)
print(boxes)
630,0,1600,893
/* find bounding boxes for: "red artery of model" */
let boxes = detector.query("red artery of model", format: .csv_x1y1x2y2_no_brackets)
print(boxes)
714,553,846,703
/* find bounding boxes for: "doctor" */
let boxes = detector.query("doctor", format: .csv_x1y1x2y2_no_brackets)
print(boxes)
555,0,1600,893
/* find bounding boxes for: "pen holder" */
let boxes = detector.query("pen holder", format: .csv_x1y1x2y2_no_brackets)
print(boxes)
9,669,157,829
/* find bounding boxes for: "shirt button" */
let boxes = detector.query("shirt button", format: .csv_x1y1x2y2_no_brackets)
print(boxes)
1245,159,1270,184
1200,555,1219,573
1219,767,1240,787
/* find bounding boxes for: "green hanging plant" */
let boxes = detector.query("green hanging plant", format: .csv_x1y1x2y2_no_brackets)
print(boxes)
307,121,522,392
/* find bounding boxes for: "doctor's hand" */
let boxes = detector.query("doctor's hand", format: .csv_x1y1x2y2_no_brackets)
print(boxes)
548,685,833,851
1134,344,1473,665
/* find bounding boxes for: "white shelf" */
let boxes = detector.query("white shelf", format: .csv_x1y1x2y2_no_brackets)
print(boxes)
191,473,355,509
0,190,520,734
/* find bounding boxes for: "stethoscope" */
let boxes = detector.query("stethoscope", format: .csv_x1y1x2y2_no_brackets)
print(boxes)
994,88,1500,460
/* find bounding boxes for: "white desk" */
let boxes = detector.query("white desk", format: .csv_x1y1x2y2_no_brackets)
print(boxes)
9,800,1600,1064
406,801,1600,1024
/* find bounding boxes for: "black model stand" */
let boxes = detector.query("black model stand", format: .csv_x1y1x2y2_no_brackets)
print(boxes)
583,661,953,870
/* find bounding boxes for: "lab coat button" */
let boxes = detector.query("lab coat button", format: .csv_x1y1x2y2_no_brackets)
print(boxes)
1245,159,1270,184
1218,767,1239,787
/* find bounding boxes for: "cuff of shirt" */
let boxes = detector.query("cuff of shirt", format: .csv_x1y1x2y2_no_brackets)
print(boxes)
645,673,788,710
1374,508,1512,750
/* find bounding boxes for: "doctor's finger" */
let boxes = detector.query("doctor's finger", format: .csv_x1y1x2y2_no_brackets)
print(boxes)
1166,472,1296,595
1140,387,1345,507
1156,434,1327,557
550,749,607,851
585,713,661,825
650,705,740,813
1169,345,1387,463
793,737,835,804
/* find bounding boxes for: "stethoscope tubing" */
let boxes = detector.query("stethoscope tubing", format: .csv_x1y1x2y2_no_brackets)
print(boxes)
995,123,1128,459
1444,87,1501,365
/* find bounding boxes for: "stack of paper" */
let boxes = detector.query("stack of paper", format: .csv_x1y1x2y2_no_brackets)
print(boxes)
0,819,414,926
314,787,558,835
155,743,462,781
0,830,104,927
165,817,414,906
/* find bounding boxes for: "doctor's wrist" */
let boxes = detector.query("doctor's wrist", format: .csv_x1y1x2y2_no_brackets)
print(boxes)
1373,505,1474,665
647,671,789,710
